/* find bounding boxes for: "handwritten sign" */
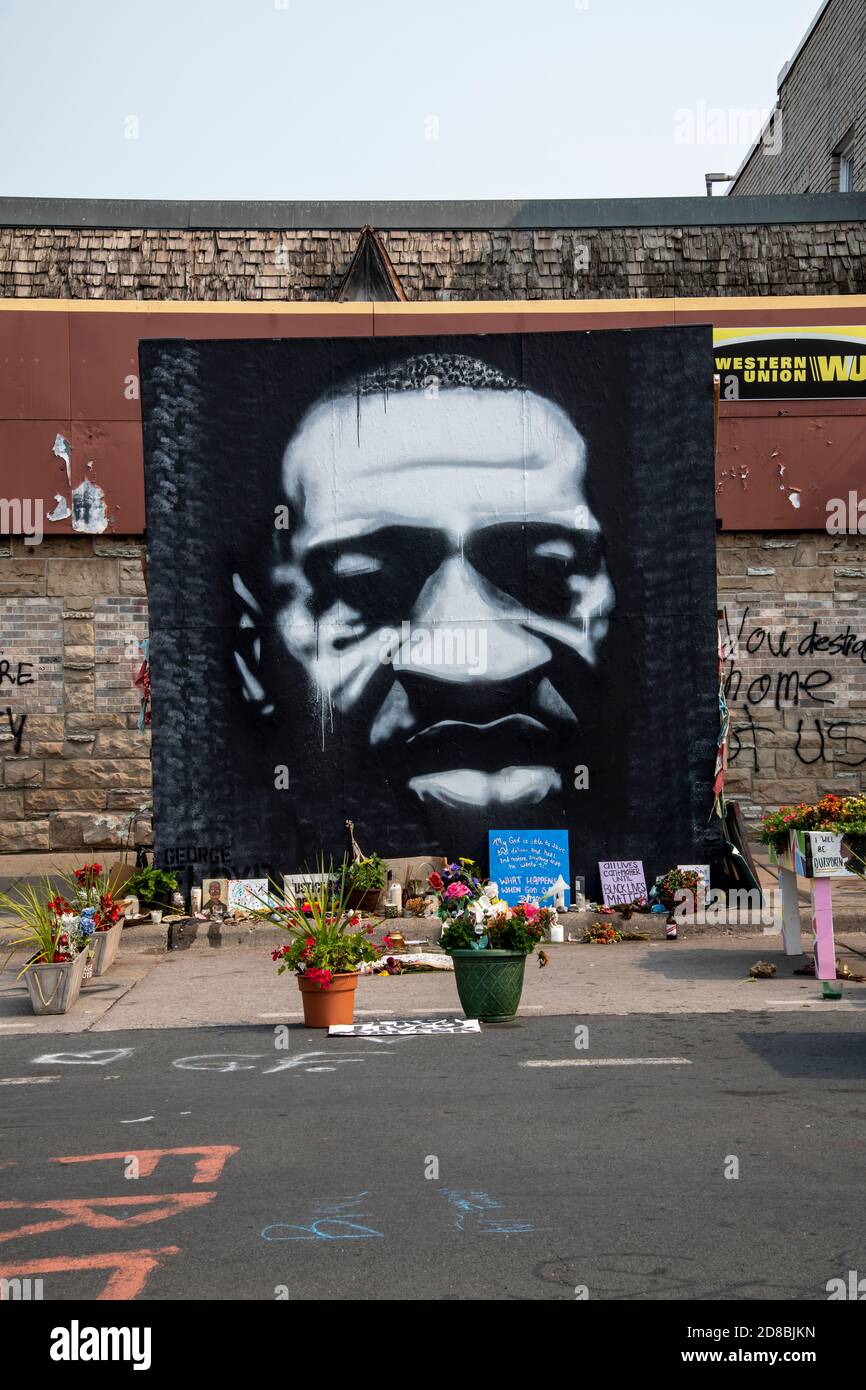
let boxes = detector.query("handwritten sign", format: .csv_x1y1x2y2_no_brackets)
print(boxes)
488,830,570,907
598,860,647,907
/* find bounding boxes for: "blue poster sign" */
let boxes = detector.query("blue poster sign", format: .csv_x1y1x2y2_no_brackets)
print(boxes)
488,830,570,908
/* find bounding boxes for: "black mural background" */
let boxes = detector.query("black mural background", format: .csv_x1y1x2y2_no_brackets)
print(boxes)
139,328,722,896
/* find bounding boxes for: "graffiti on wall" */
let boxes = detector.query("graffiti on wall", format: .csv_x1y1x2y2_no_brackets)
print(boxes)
140,329,721,893
722,605,866,772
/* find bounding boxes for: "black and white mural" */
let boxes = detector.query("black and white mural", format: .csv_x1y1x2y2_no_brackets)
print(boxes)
140,329,721,894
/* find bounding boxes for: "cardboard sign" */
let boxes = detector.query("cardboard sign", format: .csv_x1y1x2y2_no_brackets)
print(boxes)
792,830,857,879
488,830,570,908
598,860,647,907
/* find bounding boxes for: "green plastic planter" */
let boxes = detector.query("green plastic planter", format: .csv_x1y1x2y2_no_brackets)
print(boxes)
449,949,527,1022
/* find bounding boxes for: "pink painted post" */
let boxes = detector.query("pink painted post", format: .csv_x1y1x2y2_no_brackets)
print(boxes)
811,877,837,981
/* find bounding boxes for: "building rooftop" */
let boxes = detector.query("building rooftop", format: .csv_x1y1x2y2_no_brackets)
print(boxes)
1,193,865,230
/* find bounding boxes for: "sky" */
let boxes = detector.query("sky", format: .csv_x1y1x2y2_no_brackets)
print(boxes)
0,0,822,201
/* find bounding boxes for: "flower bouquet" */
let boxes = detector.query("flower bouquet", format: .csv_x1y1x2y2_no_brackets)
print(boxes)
427,860,553,1022
0,878,89,1014
249,861,380,1027
57,862,126,976
652,868,704,914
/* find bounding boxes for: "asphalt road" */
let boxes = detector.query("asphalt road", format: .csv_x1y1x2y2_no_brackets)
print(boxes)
1,1011,865,1302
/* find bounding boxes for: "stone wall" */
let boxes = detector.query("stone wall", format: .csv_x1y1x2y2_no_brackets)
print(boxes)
719,530,866,830
0,537,150,854
730,0,865,197
1,222,864,300
2,531,864,852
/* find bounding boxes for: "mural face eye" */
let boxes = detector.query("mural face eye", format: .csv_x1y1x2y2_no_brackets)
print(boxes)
302,527,448,629
466,523,606,619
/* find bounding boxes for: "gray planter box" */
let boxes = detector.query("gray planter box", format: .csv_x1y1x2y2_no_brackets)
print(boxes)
24,950,88,1015
89,922,122,976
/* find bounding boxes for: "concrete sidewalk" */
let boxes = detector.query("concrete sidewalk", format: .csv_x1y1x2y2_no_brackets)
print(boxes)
3,928,866,1036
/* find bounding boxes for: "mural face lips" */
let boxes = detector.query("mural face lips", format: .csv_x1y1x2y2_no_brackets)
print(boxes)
267,372,615,811
407,766,562,809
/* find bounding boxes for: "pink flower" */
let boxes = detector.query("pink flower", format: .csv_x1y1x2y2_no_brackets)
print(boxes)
444,882,470,900
522,903,539,920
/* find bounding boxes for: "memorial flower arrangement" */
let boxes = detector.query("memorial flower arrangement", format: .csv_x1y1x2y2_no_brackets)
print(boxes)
61,862,125,932
428,859,553,1023
759,793,866,858
251,862,380,988
653,868,704,913
583,921,622,944
428,861,553,955
0,878,85,977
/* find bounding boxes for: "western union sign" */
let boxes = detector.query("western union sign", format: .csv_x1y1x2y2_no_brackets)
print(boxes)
713,327,866,400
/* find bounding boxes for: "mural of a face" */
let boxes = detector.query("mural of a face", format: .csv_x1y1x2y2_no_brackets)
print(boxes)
240,356,614,824
141,328,721,889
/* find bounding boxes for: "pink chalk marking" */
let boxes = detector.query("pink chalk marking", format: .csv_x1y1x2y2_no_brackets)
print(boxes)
811,877,837,981
49,1144,239,1183
0,1246,180,1300
0,1191,215,1243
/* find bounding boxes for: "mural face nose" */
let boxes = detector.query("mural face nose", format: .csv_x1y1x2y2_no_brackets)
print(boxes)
396,553,551,683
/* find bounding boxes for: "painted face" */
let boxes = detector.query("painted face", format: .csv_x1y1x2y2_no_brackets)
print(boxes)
267,384,614,812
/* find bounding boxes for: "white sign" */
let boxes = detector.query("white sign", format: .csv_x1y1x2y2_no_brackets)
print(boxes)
329,1018,481,1036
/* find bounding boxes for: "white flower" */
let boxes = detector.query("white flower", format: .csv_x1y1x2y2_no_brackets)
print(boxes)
61,913,79,930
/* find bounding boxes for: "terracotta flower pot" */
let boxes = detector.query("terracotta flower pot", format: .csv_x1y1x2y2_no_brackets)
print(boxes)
297,971,359,1027
24,951,88,1015
89,922,123,976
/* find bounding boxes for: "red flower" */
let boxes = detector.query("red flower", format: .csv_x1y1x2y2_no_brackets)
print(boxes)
428,872,444,891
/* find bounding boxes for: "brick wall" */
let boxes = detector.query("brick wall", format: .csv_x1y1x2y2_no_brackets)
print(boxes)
1,222,864,300
730,0,866,196
2,531,864,852
719,530,866,830
0,537,150,854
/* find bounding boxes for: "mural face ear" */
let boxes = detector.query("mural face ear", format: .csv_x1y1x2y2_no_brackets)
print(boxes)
231,570,275,718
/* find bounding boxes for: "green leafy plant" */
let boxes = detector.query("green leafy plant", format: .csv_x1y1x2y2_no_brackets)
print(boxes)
346,853,387,893
122,867,179,910
759,793,866,855
247,858,380,988
0,878,81,978
654,868,703,912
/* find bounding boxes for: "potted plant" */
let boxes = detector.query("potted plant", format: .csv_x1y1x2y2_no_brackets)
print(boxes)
760,794,866,877
345,852,386,912
249,862,380,1027
122,866,179,917
652,869,703,913
0,879,89,1014
61,862,126,976
428,860,552,1022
